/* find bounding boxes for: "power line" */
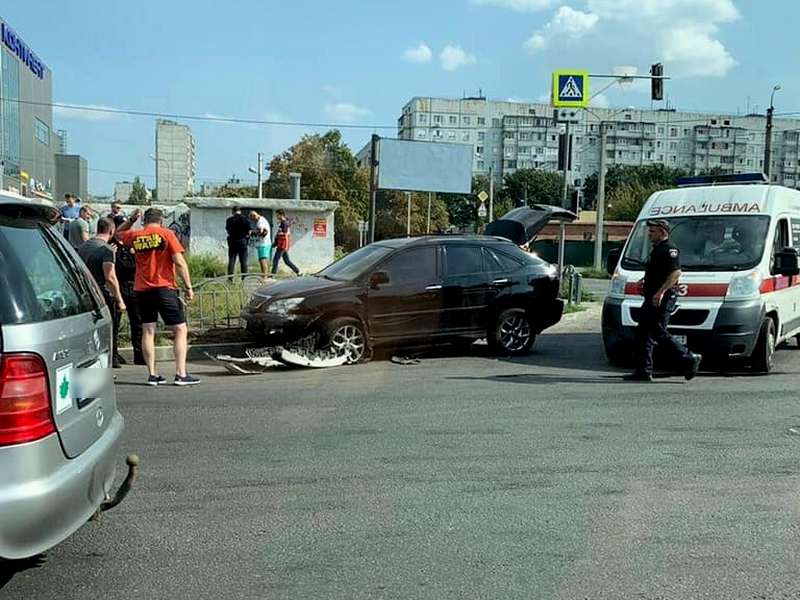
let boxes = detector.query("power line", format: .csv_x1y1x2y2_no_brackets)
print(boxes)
10,98,396,131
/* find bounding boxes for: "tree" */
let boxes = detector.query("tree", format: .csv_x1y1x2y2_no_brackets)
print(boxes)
499,169,568,209
128,177,149,205
264,130,369,250
583,164,687,209
375,190,450,238
606,182,672,221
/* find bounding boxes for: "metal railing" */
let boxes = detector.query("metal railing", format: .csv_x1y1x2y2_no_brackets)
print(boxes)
118,274,264,340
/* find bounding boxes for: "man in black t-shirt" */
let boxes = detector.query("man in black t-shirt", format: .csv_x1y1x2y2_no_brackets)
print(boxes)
226,206,251,278
113,214,144,365
625,219,701,382
78,217,126,368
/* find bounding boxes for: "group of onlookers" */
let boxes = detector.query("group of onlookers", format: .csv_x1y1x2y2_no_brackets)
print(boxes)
225,207,301,280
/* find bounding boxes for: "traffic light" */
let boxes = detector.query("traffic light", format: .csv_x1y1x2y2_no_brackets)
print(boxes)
558,134,573,171
651,63,664,101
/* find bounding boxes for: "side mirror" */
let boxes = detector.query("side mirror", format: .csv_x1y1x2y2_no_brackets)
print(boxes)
775,248,800,276
370,271,389,288
605,248,622,276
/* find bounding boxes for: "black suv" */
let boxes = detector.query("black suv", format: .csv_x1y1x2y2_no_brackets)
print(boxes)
242,235,564,362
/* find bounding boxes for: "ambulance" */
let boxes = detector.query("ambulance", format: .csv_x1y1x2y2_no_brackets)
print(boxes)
602,173,800,373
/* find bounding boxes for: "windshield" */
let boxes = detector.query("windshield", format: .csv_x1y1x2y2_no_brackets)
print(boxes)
317,244,394,281
621,215,771,271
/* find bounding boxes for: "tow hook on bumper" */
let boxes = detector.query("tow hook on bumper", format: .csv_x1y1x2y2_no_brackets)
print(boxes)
92,454,139,520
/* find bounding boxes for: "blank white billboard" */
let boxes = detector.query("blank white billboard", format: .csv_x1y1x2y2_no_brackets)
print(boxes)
378,139,472,194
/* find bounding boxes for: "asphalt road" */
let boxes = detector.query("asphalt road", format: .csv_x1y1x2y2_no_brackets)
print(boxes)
4,306,800,599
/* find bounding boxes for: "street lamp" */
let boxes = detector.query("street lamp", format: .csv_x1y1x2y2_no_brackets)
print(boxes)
248,152,266,199
764,83,781,178
149,154,171,203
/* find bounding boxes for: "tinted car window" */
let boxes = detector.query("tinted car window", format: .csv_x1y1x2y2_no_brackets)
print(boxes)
445,245,483,276
318,243,394,281
0,220,95,325
381,246,437,284
485,248,523,272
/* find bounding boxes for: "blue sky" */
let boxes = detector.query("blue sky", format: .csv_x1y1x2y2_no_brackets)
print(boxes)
4,0,799,196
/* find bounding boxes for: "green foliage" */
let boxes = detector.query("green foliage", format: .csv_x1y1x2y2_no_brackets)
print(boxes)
129,177,149,206
186,253,227,279
374,190,450,238
203,184,259,198
583,164,688,210
334,246,348,262
264,130,369,250
499,169,568,208
580,268,611,280
606,182,672,221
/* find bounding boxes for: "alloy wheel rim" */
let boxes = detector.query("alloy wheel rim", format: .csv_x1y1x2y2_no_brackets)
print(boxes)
498,314,531,352
331,325,365,364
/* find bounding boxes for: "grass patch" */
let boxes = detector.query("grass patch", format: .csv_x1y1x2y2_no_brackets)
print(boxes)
186,253,227,279
563,303,588,314
579,268,611,280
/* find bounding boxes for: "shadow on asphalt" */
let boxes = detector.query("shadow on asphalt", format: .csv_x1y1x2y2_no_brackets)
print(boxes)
448,373,697,386
0,555,46,589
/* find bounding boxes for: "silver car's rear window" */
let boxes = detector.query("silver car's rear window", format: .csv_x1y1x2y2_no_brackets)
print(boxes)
0,219,96,325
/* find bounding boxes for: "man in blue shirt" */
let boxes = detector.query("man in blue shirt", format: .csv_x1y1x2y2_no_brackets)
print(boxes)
59,194,80,236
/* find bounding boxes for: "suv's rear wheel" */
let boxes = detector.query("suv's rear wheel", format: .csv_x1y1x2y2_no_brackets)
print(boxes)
324,317,369,364
489,308,535,356
752,317,776,373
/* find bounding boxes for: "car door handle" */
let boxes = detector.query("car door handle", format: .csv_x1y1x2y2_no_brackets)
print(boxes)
425,284,443,291
492,278,510,286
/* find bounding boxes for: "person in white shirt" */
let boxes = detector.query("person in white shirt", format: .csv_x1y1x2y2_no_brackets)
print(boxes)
248,210,272,280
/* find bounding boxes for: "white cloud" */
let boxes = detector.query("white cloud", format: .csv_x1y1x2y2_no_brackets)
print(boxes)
439,45,477,71
525,6,599,53
53,103,123,122
522,0,739,78
403,43,433,63
472,0,555,12
323,103,371,123
585,0,739,77
661,24,736,77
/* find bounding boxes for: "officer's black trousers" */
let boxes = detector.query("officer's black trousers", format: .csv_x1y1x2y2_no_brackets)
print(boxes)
636,291,693,374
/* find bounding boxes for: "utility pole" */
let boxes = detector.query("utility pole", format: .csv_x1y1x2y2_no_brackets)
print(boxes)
257,152,263,199
368,134,379,243
406,191,412,236
764,84,781,178
488,164,494,222
593,122,608,271
426,192,432,234
558,120,571,278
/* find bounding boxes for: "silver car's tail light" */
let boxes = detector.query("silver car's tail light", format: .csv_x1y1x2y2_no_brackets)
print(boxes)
0,353,56,446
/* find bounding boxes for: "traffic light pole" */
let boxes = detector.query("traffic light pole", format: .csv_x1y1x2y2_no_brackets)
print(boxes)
593,122,608,271
558,120,571,278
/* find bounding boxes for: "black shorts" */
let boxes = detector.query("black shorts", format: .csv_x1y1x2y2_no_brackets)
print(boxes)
137,288,186,326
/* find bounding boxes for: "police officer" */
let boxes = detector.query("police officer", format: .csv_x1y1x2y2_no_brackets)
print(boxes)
625,219,702,382
113,214,145,365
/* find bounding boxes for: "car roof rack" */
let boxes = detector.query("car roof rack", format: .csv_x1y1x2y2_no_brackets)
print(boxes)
676,172,768,188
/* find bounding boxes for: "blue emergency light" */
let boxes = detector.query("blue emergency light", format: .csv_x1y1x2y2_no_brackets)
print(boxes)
676,172,768,187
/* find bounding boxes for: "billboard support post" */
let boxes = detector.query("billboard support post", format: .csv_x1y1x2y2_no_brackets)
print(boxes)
368,134,379,244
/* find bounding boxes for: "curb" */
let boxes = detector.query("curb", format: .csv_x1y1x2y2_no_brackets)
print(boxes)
118,342,257,363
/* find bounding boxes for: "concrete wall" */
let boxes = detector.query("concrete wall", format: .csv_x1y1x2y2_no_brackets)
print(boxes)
187,198,338,273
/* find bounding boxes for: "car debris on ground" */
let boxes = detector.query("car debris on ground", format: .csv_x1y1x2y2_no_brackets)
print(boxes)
208,333,349,375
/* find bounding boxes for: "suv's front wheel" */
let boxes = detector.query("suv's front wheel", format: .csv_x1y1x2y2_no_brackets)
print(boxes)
324,317,369,364
489,308,536,356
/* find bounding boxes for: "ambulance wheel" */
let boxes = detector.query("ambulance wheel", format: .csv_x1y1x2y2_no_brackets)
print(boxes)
752,318,776,374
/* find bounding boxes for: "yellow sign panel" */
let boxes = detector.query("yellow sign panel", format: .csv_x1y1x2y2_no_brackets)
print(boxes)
552,70,589,108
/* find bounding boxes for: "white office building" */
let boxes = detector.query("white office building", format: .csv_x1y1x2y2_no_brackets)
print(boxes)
155,119,195,204
397,96,800,197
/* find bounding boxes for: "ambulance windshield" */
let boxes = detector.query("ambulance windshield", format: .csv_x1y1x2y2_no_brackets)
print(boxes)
621,215,771,271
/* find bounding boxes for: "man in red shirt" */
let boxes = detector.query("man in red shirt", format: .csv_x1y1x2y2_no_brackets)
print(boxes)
117,208,200,386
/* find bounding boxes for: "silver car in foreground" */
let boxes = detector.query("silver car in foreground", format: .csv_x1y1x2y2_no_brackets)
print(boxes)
0,192,127,560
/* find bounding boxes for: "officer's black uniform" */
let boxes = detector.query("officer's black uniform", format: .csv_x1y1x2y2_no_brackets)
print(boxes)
631,220,699,380
113,217,144,365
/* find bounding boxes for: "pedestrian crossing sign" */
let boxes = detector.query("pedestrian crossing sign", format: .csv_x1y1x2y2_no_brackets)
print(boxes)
552,70,589,108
